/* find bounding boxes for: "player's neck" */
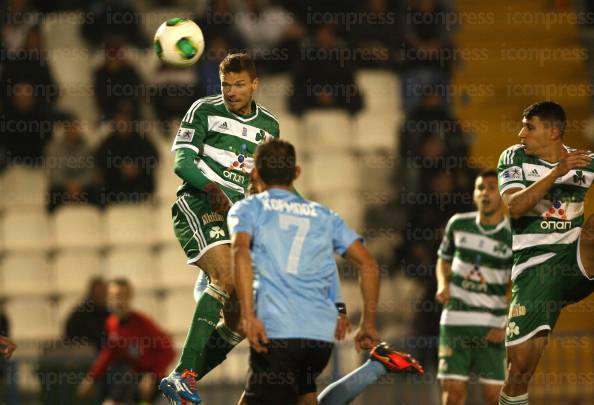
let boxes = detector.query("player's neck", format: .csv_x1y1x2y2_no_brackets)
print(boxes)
264,184,293,192
479,210,504,226
538,143,566,163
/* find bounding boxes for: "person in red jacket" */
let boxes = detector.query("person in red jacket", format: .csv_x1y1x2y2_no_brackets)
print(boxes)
78,278,175,404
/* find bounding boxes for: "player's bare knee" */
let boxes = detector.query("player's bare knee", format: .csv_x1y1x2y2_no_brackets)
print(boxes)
481,387,501,405
441,381,466,405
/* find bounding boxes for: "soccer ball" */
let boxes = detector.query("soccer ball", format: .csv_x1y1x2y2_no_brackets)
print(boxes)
154,18,204,67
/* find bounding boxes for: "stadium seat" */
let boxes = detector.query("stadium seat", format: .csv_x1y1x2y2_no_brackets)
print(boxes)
134,292,162,320
276,113,302,153
1,254,52,297
155,148,180,204
163,289,196,335
353,112,401,154
1,209,51,252
157,244,199,289
106,248,157,291
0,166,47,210
306,152,360,194
256,73,292,114
105,204,156,247
355,69,402,113
155,202,178,245
51,251,103,295
314,191,365,232
52,206,105,249
338,280,363,319
301,110,353,152
5,297,60,340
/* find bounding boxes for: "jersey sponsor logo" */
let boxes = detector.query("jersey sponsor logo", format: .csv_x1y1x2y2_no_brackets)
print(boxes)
209,226,226,239
508,304,526,318
227,144,250,173
202,212,225,226
462,255,487,292
261,198,319,217
223,170,246,183
176,127,195,142
500,166,523,184
540,220,572,230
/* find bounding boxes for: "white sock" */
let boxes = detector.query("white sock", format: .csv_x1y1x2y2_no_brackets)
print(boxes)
499,392,529,405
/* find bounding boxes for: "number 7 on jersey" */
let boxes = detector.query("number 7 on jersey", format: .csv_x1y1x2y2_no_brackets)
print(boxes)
279,214,311,274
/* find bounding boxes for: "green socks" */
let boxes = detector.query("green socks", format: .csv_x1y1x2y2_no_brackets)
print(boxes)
499,392,529,405
197,321,244,379
176,283,229,373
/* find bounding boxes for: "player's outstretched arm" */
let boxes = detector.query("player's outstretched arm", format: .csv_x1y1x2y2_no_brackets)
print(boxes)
232,232,268,353
344,240,380,352
504,150,592,218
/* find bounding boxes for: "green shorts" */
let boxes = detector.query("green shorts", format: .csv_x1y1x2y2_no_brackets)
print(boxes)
437,325,505,384
505,240,594,347
171,192,231,264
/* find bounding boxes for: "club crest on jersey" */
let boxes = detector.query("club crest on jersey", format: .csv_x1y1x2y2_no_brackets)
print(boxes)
573,170,586,185
228,144,250,172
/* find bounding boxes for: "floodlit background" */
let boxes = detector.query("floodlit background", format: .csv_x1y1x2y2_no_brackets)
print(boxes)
0,0,593,404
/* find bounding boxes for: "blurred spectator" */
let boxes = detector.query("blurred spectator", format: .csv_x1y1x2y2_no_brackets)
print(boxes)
233,0,305,73
77,279,175,404
197,34,229,96
0,81,53,168
195,0,244,47
398,0,454,113
95,112,158,205
400,92,469,161
290,24,363,115
150,60,200,123
348,0,403,69
81,0,148,50
0,312,7,337
1,24,59,111
0,0,40,53
93,44,143,120
64,277,109,351
47,115,101,212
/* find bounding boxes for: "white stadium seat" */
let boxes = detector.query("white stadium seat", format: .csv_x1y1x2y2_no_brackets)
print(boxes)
1,210,50,252
256,74,292,114
163,290,196,335
157,244,199,289
134,292,162,320
301,110,353,152
6,297,60,340
1,254,52,297
0,166,47,210
314,191,365,233
155,202,178,245
276,113,302,153
355,69,402,113
354,112,401,154
306,152,360,194
51,251,103,295
106,248,157,291
105,204,155,247
52,206,105,249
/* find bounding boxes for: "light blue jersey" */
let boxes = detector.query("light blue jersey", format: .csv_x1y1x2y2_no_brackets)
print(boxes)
227,188,361,342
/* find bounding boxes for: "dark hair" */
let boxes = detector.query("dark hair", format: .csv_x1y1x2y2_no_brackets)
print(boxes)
219,53,257,80
255,139,297,186
477,169,497,179
109,278,132,291
522,101,566,136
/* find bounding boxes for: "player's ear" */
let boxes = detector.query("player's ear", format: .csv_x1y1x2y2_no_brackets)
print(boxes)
294,165,301,181
251,77,259,92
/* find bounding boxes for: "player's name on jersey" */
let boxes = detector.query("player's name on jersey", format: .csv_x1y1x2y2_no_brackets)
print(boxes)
202,212,225,225
261,198,318,217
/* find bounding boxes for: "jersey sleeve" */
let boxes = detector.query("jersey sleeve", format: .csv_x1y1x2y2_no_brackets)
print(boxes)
331,210,363,256
497,145,526,195
437,216,456,261
171,100,209,154
227,198,259,236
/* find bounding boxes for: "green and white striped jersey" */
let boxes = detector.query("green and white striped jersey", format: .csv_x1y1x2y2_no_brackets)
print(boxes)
438,212,512,328
172,94,280,202
497,144,594,281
